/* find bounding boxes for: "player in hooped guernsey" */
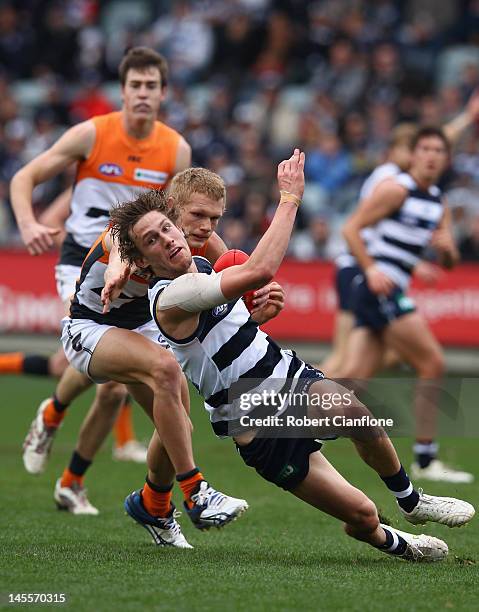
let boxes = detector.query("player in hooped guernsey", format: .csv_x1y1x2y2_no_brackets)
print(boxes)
323,92,479,378
341,127,473,484
115,148,475,562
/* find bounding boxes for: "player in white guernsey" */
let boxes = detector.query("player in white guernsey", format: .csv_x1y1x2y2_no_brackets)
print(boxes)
113,149,475,562
322,90,479,378
342,127,473,484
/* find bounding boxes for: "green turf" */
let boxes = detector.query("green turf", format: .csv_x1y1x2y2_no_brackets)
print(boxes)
1,375,478,611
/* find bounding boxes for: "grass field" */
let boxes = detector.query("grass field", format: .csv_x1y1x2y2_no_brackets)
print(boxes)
1,375,478,611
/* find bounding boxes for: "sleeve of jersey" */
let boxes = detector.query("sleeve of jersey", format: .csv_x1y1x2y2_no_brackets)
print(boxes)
155,272,226,314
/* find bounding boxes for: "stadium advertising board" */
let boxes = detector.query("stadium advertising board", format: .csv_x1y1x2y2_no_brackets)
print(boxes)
1,251,479,346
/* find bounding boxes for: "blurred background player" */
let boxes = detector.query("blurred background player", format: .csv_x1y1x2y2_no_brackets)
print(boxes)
341,126,473,483
5,46,191,464
321,90,479,378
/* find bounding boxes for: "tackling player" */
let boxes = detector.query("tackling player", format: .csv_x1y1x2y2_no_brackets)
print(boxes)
23,168,275,516
112,149,474,561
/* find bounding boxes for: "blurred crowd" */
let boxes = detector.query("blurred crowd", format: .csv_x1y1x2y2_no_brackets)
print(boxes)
1,0,479,261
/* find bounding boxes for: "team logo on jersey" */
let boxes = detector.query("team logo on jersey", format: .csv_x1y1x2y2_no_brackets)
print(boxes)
212,304,228,317
67,325,83,352
99,163,123,177
134,168,168,185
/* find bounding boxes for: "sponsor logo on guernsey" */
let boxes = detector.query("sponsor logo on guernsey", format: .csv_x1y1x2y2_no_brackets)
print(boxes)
99,163,123,177
212,304,228,317
134,168,168,185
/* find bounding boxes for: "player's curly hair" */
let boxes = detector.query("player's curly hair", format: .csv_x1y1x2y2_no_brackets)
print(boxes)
110,189,180,264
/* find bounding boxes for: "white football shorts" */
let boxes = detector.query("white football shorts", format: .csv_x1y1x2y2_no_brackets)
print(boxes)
61,317,170,383
55,264,81,304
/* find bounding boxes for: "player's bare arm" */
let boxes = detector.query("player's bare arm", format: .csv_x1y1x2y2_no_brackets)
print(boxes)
343,178,406,295
101,230,135,313
37,187,73,250
430,203,460,269
443,88,479,145
11,120,96,255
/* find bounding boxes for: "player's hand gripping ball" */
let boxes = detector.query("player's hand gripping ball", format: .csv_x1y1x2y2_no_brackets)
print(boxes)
213,249,255,312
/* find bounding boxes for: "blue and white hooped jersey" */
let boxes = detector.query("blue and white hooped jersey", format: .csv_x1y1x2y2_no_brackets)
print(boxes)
148,257,305,436
335,162,401,270
367,173,444,289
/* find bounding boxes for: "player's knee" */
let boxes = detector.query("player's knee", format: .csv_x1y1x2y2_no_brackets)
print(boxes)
418,350,445,378
96,381,127,409
48,352,69,378
149,352,181,391
344,498,379,537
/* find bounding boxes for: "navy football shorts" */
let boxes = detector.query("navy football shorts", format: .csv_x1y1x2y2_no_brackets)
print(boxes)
335,265,363,311
351,275,416,331
236,364,330,491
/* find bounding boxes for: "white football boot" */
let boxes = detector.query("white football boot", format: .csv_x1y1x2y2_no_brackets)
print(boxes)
400,489,475,528
54,479,99,516
23,399,59,475
410,460,473,484
380,524,448,562
124,490,192,548
113,440,148,463
185,481,248,530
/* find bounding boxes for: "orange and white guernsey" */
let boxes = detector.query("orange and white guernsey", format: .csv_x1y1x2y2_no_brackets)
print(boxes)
70,228,151,329
70,234,212,329
62,111,181,264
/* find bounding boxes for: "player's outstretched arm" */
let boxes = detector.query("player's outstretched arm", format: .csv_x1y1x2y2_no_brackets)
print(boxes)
155,149,304,337
443,88,479,146
11,121,95,255
219,148,305,300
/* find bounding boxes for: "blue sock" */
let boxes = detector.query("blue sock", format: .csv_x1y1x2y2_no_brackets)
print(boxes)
381,465,419,513
376,526,408,556
414,441,438,469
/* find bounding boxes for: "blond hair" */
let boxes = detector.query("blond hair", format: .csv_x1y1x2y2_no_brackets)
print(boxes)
168,167,227,209
388,123,418,149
